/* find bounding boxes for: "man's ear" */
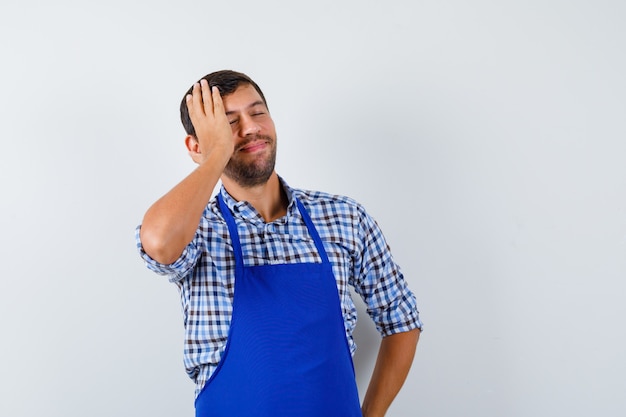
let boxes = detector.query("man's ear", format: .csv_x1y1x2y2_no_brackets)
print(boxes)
184,135,203,164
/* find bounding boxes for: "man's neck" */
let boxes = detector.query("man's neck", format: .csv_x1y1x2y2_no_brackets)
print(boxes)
222,172,288,222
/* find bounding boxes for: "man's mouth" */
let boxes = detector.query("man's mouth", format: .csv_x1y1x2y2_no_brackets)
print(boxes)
238,137,270,153
241,142,265,152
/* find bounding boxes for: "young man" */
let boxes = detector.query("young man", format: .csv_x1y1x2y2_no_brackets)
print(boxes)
136,70,422,417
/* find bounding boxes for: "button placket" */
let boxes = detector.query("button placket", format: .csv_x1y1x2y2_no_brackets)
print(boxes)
264,222,281,264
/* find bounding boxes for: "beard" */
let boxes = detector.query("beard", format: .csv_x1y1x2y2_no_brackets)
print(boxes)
223,134,277,188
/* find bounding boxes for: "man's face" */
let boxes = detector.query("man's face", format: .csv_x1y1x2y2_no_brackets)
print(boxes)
221,84,277,188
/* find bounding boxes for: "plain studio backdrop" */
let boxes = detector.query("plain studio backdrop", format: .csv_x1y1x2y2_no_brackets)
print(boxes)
1,1,624,416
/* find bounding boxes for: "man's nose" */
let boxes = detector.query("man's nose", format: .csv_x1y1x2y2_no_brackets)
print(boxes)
239,116,261,136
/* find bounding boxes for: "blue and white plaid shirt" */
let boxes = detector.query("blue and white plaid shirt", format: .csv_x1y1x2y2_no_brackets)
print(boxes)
136,177,422,397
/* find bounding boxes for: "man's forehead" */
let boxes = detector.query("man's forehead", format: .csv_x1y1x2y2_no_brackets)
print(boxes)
223,84,266,113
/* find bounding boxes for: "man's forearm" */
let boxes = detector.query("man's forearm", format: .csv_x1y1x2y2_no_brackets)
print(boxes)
139,149,230,264
361,328,420,417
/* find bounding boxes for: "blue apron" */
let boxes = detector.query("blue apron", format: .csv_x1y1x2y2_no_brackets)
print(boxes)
194,194,362,416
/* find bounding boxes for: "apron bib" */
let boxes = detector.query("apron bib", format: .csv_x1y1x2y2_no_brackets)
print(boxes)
194,194,362,417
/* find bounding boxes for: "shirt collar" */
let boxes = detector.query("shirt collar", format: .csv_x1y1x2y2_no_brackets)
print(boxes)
218,175,298,223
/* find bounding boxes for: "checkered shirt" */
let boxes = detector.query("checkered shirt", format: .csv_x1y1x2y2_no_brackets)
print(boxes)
136,177,422,398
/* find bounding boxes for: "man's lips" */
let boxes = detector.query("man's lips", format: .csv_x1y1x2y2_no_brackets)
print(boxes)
237,137,270,153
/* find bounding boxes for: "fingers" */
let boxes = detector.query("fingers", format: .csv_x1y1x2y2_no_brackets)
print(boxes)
186,80,224,120
185,83,201,120
185,80,207,117
200,79,213,115
211,85,224,114
184,79,232,163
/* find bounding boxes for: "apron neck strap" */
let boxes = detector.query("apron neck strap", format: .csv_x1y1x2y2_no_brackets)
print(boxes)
217,193,244,271
217,192,331,266
295,198,331,264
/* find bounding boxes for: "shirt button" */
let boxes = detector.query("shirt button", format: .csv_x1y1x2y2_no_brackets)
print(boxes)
266,223,276,233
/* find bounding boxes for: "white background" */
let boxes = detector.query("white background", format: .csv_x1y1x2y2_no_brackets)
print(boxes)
1,1,625,416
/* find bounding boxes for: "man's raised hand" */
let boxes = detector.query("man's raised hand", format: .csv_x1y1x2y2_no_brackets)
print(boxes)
185,79,234,165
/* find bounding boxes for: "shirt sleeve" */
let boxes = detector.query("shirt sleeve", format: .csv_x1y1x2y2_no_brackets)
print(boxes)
135,219,206,283
351,203,423,337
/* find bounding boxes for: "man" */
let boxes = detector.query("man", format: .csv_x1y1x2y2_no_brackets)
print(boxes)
136,70,422,417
